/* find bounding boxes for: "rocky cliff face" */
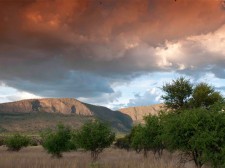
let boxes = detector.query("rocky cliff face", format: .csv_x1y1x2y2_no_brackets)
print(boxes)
119,104,165,123
0,98,93,116
0,98,133,133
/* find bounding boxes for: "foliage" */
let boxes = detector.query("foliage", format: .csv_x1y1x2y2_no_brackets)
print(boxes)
144,115,164,156
68,131,78,150
5,134,30,151
114,135,131,151
189,82,223,108
76,120,115,161
161,107,225,168
41,124,73,158
130,115,163,157
161,77,193,110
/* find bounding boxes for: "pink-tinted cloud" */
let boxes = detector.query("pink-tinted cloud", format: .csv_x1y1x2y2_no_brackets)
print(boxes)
0,0,224,101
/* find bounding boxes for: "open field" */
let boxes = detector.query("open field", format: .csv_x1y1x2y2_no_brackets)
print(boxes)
0,146,204,168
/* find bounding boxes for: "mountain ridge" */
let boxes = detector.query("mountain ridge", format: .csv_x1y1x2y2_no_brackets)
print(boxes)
119,104,165,123
0,98,132,133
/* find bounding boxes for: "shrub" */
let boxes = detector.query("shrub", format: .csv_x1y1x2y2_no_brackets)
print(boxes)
5,134,30,151
41,124,72,158
115,135,130,151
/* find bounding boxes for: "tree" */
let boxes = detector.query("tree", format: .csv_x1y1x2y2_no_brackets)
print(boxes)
41,124,72,158
161,77,193,110
76,120,115,161
190,82,223,108
130,124,148,156
144,115,164,156
130,115,163,158
5,134,30,151
162,108,225,168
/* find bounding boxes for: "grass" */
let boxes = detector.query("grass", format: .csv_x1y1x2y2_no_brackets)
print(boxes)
0,112,93,134
0,146,201,168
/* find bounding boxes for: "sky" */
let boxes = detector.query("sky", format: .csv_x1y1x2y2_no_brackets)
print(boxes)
0,0,225,110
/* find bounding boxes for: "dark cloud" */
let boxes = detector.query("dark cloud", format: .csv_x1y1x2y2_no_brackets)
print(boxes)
0,0,225,102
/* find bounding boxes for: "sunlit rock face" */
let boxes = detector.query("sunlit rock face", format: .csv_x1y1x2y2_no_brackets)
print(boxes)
0,98,93,116
119,104,165,123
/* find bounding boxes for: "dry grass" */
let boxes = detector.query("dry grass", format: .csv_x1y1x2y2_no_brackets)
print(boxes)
0,146,200,168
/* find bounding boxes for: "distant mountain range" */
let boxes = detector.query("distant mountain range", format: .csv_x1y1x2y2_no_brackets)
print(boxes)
0,98,164,133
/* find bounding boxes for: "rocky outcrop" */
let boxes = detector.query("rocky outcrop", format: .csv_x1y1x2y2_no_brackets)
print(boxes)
119,104,165,123
0,98,133,132
0,98,93,116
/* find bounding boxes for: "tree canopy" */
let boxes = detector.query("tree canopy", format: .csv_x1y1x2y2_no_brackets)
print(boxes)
76,120,115,161
161,77,193,109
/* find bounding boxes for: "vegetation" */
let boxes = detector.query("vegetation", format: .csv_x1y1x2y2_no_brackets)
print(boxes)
41,124,73,158
190,82,223,108
76,120,115,161
0,146,182,168
161,77,223,110
119,77,225,167
5,134,30,151
161,77,193,109
129,115,163,158
115,135,131,151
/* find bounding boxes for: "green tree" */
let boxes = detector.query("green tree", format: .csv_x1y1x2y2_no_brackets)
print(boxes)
130,115,163,158
190,82,223,108
144,115,164,156
130,124,148,156
5,134,30,151
76,120,115,161
162,108,225,168
161,77,193,110
41,124,72,158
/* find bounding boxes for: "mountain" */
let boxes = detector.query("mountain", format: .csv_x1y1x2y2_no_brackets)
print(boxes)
119,104,165,123
0,98,132,133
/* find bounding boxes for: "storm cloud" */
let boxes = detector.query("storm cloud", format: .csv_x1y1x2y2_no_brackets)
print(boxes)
0,0,225,105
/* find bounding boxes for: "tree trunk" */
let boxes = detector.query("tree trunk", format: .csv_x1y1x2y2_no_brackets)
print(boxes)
143,149,148,158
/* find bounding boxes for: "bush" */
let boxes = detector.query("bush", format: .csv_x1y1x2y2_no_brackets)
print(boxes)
5,134,30,151
76,120,115,161
41,124,73,158
115,135,130,151
29,138,38,146
0,137,5,146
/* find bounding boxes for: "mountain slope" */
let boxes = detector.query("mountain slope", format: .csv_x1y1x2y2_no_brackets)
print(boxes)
0,98,132,133
119,104,165,123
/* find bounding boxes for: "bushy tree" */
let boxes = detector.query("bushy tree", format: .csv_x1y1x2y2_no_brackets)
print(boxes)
162,108,225,168
41,124,73,158
5,134,30,151
144,115,164,156
190,82,223,108
130,115,163,157
76,120,115,161
161,77,193,110
130,124,147,156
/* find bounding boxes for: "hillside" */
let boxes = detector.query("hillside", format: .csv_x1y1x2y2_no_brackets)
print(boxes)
0,98,132,133
119,104,165,123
